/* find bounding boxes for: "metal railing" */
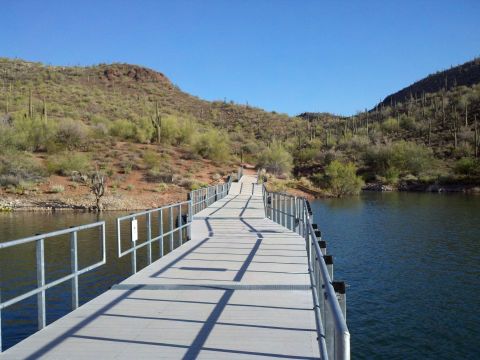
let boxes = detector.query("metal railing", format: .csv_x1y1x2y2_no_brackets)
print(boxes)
117,201,191,274
237,166,244,181
262,185,350,360
117,180,232,275
0,222,106,352
190,182,230,215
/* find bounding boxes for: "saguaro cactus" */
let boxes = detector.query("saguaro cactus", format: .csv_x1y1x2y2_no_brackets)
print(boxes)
42,98,47,124
151,100,162,144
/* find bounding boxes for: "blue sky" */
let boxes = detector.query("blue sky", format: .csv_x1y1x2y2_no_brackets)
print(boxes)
1,0,479,116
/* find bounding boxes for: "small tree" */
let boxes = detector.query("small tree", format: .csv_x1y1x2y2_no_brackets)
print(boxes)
323,160,364,197
257,142,293,176
80,168,107,212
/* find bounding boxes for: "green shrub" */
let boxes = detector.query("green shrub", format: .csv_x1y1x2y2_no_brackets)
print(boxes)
258,142,293,175
134,117,154,143
142,150,162,169
364,141,434,178
454,157,480,176
323,160,364,197
110,119,136,140
153,183,169,192
47,152,90,176
190,181,209,191
55,118,89,150
381,118,399,133
192,128,231,162
145,168,174,183
49,184,65,193
399,115,416,130
175,116,197,145
10,114,57,151
0,151,45,186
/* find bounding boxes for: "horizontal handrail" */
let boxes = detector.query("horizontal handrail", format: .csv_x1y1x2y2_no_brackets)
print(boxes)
262,184,350,360
117,201,191,274
0,222,105,249
0,221,106,352
190,182,230,215
116,201,190,222
308,220,350,359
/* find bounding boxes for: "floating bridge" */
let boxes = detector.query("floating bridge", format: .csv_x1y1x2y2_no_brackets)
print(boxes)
0,173,349,359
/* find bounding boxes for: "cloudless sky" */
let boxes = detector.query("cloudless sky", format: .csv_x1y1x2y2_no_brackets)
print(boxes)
1,0,479,115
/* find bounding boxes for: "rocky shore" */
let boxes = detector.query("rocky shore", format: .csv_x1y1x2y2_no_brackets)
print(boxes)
363,181,480,194
0,190,188,212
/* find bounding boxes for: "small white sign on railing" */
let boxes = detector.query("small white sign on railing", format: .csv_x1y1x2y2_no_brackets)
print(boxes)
131,219,138,242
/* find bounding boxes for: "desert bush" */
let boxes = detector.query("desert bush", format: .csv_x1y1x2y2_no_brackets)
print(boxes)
110,119,136,140
454,157,480,176
0,151,45,186
296,147,318,165
190,181,209,191
47,152,90,176
55,118,89,150
399,115,416,131
153,183,169,192
142,150,162,169
452,143,473,159
120,159,133,174
49,184,65,193
175,116,197,145
192,128,231,162
10,114,57,151
134,117,154,143
145,168,174,183
381,117,400,133
322,160,364,197
257,142,293,175
364,141,434,177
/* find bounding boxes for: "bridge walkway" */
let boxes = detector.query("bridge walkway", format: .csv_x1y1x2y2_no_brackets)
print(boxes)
2,175,319,359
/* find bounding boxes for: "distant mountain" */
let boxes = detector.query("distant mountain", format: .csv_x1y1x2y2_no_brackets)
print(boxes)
379,58,480,107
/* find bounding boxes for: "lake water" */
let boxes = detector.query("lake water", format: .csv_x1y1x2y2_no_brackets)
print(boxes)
0,193,479,358
310,192,480,359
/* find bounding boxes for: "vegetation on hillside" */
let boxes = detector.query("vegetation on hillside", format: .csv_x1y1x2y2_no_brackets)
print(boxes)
296,59,480,191
1,57,480,203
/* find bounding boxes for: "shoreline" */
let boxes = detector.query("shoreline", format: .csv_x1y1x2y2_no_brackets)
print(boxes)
2,182,479,213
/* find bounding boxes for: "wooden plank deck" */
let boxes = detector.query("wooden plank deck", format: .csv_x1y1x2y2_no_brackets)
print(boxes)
1,175,319,359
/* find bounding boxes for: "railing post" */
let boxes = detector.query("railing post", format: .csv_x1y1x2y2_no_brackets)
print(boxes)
299,201,304,236
269,194,273,220
324,254,336,359
272,193,275,222
0,288,3,352
319,240,327,255
169,206,174,251
290,196,294,230
276,194,279,224
324,255,334,280
131,217,137,274
159,209,164,257
178,204,183,246
36,238,46,329
147,212,152,265
333,281,347,320
306,224,311,271
187,200,192,240
70,229,79,310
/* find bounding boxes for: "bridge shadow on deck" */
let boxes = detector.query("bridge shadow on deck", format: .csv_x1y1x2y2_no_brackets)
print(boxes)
16,216,314,359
